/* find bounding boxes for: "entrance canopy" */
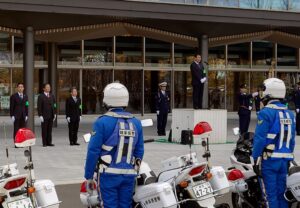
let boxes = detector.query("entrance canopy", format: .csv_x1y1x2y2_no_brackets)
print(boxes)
0,0,300,46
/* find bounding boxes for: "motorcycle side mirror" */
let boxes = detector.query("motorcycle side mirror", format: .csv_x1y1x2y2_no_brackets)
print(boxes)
233,127,240,136
83,133,92,143
141,119,153,127
83,119,153,143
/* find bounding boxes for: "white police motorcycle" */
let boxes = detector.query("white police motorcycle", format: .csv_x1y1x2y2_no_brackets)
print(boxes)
0,126,61,208
80,121,230,208
228,128,300,208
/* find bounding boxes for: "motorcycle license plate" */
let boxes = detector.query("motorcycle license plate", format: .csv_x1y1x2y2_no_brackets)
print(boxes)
7,198,33,208
193,182,213,198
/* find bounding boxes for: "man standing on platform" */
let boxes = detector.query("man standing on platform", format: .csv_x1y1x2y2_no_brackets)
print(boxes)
190,53,206,109
10,83,28,141
38,83,56,147
65,87,81,145
155,81,170,136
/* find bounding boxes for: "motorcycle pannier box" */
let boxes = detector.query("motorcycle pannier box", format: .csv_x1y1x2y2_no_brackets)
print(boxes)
210,166,230,195
134,182,177,208
34,180,61,208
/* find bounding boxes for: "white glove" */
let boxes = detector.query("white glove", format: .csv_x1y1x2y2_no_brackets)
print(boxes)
85,179,95,195
80,116,82,121
296,109,299,113
25,116,28,122
252,92,259,97
53,114,56,122
200,77,207,83
249,106,253,110
66,117,71,123
11,116,15,122
39,116,44,123
156,111,159,115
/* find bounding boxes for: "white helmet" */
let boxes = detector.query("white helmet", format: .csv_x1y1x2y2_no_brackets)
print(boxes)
262,78,286,99
103,82,129,108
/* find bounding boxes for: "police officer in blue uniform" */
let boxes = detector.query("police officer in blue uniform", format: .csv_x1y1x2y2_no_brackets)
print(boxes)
155,81,170,136
293,81,300,135
252,78,296,208
238,84,258,135
84,82,144,208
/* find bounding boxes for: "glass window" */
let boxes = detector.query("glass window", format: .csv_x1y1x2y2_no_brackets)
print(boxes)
82,69,112,114
209,46,226,70
174,71,192,108
35,41,47,65
144,70,171,113
226,71,250,111
14,37,23,64
174,44,194,68
58,69,80,114
145,38,171,67
116,37,142,66
252,41,273,68
228,43,250,68
58,41,81,65
277,44,297,68
278,72,297,109
0,68,10,115
208,71,225,109
114,70,143,113
84,38,113,66
0,33,11,64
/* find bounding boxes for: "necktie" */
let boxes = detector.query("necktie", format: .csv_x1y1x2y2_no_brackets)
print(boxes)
74,97,77,102
20,94,23,99
47,93,50,98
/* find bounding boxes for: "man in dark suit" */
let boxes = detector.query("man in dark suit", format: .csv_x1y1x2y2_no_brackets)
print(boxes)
293,82,300,135
238,83,258,135
10,83,28,141
190,54,206,109
155,81,170,136
65,87,81,145
37,83,56,147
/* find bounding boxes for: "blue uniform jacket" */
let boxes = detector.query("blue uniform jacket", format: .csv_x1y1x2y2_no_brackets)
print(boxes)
252,100,295,160
84,108,144,179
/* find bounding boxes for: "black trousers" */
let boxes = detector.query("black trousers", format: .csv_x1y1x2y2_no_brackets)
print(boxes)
193,84,204,109
68,120,79,144
157,112,168,135
13,118,25,141
296,112,300,134
41,118,53,146
239,113,251,135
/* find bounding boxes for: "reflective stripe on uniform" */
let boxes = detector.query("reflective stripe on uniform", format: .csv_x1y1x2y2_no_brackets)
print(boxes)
286,112,292,149
267,133,276,139
127,123,134,164
99,167,137,175
105,111,133,119
265,104,287,110
102,144,113,151
279,111,284,149
270,152,294,159
116,122,125,163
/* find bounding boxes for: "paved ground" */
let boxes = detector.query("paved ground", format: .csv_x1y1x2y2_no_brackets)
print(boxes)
1,112,300,207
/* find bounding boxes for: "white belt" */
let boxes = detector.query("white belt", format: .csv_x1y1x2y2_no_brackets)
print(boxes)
270,152,294,159
267,134,276,139
99,167,137,175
